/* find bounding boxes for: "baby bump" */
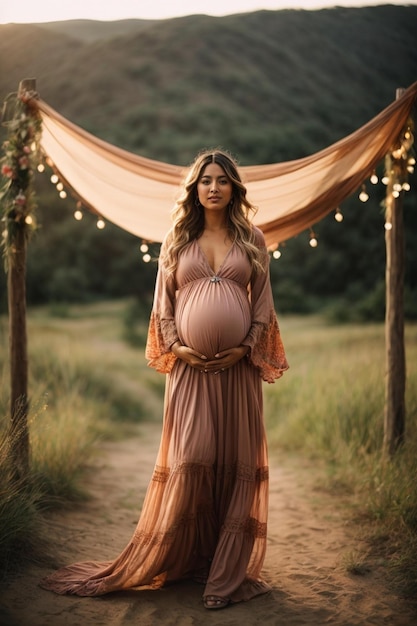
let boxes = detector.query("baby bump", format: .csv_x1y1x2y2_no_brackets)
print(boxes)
176,279,251,359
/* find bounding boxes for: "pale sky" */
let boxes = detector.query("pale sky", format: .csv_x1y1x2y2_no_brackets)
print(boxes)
0,0,413,24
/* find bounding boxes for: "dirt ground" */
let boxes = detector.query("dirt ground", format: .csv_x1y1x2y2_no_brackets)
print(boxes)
1,421,416,626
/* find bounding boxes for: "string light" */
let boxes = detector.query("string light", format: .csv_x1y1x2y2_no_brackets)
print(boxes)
39,158,114,235
385,222,393,230
267,242,282,259
309,231,318,248
384,123,414,210
334,208,343,222
392,147,404,160
403,129,414,152
392,182,402,198
140,242,149,253
25,215,33,225
370,171,378,184
143,253,151,263
381,175,389,185
359,184,369,202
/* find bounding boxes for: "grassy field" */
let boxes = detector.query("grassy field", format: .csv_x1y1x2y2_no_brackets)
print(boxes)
0,301,416,593
265,314,417,595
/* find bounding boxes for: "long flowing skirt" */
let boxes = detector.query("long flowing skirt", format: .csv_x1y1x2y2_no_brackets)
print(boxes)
40,357,270,603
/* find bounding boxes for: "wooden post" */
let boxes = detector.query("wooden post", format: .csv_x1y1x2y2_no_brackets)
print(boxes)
383,88,406,456
6,78,37,478
8,209,29,478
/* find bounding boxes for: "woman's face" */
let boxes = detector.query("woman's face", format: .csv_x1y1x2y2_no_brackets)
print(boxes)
197,163,233,213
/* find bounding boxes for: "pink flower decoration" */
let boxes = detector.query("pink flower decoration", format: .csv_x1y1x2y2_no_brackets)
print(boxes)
15,192,26,206
1,163,15,178
19,156,29,169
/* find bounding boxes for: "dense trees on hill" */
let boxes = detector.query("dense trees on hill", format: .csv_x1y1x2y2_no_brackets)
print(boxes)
0,6,416,318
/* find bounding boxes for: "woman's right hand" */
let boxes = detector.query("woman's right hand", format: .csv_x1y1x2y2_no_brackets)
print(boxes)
171,341,208,370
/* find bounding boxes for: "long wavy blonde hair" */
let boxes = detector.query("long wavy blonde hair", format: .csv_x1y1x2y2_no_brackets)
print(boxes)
163,149,264,275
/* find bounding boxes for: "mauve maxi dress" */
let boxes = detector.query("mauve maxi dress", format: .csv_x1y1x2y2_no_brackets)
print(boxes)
40,226,288,604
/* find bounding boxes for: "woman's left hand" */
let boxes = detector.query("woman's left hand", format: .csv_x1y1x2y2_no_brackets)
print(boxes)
203,346,249,374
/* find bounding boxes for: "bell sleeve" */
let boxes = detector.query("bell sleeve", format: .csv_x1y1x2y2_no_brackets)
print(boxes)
145,235,179,373
242,226,289,383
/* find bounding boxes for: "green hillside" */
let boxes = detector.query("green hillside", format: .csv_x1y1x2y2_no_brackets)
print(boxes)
0,6,416,316
38,18,158,42
2,6,416,163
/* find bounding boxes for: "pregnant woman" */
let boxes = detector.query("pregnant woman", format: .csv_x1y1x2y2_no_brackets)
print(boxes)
40,149,289,610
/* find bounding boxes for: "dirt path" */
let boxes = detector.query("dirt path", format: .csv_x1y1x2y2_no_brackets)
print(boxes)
1,421,416,626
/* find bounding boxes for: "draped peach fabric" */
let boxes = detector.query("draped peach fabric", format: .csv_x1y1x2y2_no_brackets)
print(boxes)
32,82,417,248
40,226,289,602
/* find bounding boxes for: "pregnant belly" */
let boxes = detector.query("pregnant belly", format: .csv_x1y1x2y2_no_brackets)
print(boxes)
176,279,251,359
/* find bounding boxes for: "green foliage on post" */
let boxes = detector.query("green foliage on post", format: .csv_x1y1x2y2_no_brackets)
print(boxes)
0,86,41,269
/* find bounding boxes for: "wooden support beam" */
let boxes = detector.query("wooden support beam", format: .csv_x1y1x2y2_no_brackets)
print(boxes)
383,87,407,456
7,78,37,478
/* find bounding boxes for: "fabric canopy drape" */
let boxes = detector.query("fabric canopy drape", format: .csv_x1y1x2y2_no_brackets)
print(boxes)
33,82,417,247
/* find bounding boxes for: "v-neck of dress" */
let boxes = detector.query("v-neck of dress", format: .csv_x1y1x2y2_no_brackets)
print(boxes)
195,239,234,276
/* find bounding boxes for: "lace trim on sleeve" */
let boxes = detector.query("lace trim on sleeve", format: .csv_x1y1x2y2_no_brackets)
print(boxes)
145,311,178,373
249,309,289,384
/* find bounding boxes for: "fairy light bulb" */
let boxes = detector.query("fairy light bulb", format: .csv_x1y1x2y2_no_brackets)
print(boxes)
37,163,45,173
74,210,83,221
309,232,318,248
370,171,378,184
272,249,281,259
59,190,67,199
334,208,343,222
359,184,369,202
97,218,106,229
25,215,33,225
143,253,151,263
403,130,413,150
392,182,402,198
140,243,149,253
385,222,393,231
402,182,411,191
407,165,415,174
408,157,416,166
50,174,59,184
56,182,64,191
381,176,389,185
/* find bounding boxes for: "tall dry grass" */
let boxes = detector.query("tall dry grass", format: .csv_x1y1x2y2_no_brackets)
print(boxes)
0,301,162,572
265,315,417,595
